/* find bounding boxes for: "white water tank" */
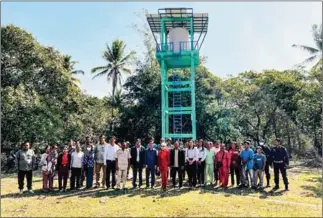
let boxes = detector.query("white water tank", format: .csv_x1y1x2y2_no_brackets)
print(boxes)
169,27,189,52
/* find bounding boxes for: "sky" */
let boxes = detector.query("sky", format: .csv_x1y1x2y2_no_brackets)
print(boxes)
2,2,321,98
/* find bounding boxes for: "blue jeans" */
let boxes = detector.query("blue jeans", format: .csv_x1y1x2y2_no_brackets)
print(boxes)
86,167,94,188
146,167,155,187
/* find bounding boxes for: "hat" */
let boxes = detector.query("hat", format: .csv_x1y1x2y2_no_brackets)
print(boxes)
160,138,165,141
167,138,172,141
244,140,250,145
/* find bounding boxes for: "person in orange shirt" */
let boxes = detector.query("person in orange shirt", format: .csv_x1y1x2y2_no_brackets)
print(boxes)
158,142,170,192
215,144,231,188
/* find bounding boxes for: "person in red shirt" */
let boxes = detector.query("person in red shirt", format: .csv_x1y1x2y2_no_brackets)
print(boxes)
215,144,231,188
56,147,71,192
228,141,241,187
158,142,170,191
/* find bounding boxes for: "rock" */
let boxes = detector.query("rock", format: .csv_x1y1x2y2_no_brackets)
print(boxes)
37,196,46,200
99,200,106,204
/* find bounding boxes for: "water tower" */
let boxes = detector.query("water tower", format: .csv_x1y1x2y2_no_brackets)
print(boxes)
147,8,209,141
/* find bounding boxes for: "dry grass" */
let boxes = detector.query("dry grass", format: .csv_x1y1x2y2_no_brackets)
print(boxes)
1,166,322,217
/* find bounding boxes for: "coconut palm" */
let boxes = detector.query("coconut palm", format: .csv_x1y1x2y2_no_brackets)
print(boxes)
106,89,123,118
91,40,135,97
292,24,322,70
63,55,84,87
105,89,123,132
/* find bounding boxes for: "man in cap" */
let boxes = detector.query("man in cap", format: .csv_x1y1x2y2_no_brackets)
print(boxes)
270,139,289,191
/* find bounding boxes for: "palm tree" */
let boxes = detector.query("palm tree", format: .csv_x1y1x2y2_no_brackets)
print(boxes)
91,40,135,97
105,89,123,133
107,89,123,118
63,55,85,87
292,24,322,70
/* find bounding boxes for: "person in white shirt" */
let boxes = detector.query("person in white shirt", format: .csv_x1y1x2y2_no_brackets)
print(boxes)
213,140,221,186
115,142,131,190
70,142,84,190
40,146,52,193
185,139,198,188
105,136,119,189
183,142,189,181
197,139,207,187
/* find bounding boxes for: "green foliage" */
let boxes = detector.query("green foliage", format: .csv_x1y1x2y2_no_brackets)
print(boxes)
1,25,110,150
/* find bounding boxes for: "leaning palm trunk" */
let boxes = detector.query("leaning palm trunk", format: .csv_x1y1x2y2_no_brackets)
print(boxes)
110,108,114,132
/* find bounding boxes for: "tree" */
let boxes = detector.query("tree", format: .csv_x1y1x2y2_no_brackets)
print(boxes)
106,89,124,133
91,40,135,97
63,55,84,88
292,24,322,70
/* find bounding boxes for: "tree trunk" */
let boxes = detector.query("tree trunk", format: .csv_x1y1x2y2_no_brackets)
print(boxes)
286,120,292,157
273,112,278,138
110,108,114,133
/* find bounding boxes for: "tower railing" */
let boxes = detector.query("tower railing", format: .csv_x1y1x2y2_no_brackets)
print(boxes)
156,41,199,53
156,42,174,53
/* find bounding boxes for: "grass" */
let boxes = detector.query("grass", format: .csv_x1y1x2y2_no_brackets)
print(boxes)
1,166,322,217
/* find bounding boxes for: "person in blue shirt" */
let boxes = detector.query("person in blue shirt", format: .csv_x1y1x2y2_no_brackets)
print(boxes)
145,140,158,189
253,146,266,189
239,140,255,189
145,137,158,150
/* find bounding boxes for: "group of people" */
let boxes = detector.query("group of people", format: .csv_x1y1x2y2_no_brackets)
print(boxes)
14,135,290,195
